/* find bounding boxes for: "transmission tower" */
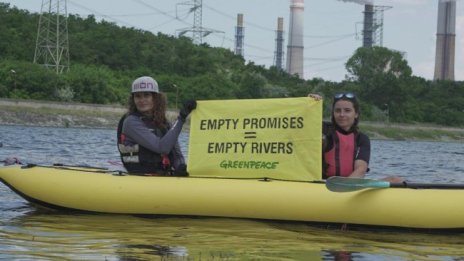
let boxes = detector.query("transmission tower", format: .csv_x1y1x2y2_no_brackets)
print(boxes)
373,5,392,47
33,0,70,74
176,0,223,44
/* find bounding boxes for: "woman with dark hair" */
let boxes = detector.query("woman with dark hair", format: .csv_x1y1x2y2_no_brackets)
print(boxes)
117,76,196,176
310,92,369,178
322,92,369,179
309,92,403,182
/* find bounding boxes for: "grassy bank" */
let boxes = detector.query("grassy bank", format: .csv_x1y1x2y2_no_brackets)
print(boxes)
0,98,178,129
361,122,464,142
0,99,462,142
0,104,122,129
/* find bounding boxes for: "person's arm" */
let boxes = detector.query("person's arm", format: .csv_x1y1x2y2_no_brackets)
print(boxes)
348,133,370,178
123,100,197,155
123,115,184,155
170,140,185,169
349,159,368,178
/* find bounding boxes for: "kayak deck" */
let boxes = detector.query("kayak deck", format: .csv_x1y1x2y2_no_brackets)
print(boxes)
1,165,464,229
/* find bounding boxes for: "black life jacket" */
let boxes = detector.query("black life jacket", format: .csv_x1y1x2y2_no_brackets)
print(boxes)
117,113,171,175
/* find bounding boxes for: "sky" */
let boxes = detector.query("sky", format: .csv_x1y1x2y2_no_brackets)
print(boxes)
2,0,463,82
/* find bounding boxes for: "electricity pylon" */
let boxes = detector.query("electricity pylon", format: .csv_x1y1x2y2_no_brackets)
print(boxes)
176,0,223,44
33,0,70,74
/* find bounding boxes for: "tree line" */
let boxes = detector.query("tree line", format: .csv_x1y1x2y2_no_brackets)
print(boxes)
0,3,463,126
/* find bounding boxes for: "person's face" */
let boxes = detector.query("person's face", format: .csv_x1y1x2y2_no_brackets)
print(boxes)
133,92,154,113
333,100,358,131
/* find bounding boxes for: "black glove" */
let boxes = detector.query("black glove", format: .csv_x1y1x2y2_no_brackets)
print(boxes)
173,164,189,177
179,99,197,121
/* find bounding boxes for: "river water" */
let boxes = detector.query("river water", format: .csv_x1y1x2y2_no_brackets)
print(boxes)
0,125,463,260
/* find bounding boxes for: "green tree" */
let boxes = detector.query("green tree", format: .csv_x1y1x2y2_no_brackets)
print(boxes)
64,64,125,104
0,60,57,99
0,4,38,61
234,70,267,99
345,47,413,121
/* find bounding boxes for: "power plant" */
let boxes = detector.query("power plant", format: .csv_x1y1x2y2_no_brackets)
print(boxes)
434,0,456,81
178,1,458,81
286,0,304,78
35,0,456,81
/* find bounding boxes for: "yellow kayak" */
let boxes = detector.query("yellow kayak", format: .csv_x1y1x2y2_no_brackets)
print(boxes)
1,164,464,229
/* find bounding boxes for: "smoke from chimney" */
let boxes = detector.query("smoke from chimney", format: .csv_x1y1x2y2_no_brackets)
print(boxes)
338,0,374,4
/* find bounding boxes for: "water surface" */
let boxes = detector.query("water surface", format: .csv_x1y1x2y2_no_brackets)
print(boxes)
1,125,463,260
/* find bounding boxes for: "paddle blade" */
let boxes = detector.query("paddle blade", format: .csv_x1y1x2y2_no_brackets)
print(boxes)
326,176,391,192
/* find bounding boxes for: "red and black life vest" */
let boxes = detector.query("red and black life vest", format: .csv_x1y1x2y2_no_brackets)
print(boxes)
323,130,359,178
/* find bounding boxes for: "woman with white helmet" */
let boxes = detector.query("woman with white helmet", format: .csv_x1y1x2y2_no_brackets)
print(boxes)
117,76,196,176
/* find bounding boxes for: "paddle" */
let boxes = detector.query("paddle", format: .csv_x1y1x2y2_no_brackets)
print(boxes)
326,176,464,192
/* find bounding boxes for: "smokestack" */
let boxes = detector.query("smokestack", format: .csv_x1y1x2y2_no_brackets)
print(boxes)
274,17,284,70
234,13,244,57
363,4,374,48
339,0,373,4
434,0,456,81
286,0,304,78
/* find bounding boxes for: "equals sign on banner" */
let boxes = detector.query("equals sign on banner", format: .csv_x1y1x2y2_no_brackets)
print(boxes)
244,132,257,139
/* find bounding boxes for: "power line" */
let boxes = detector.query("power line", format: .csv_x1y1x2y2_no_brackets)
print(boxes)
68,0,138,28
306,34,356,49
203,4,275,32
95,12,170,17
304,55,351,62
204,3,359,40
64,1,355,78
131,0,180,20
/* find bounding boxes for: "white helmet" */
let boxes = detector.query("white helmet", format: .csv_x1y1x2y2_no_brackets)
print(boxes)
131,76,159,93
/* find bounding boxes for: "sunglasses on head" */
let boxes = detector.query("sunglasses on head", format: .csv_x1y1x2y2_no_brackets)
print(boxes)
333,92,356,101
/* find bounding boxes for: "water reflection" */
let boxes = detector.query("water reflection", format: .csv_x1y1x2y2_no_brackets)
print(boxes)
321,250,354,261
1,206,464,260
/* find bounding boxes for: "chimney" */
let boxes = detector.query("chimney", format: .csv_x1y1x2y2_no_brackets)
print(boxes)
234,13,244,57
274,17,284,70
286,0,304,78
363,4,374,48
434,0,456,81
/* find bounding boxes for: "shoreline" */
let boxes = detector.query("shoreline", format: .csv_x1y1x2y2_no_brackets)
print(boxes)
361,122,464,143
1,98,463,142
0,98,178,129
